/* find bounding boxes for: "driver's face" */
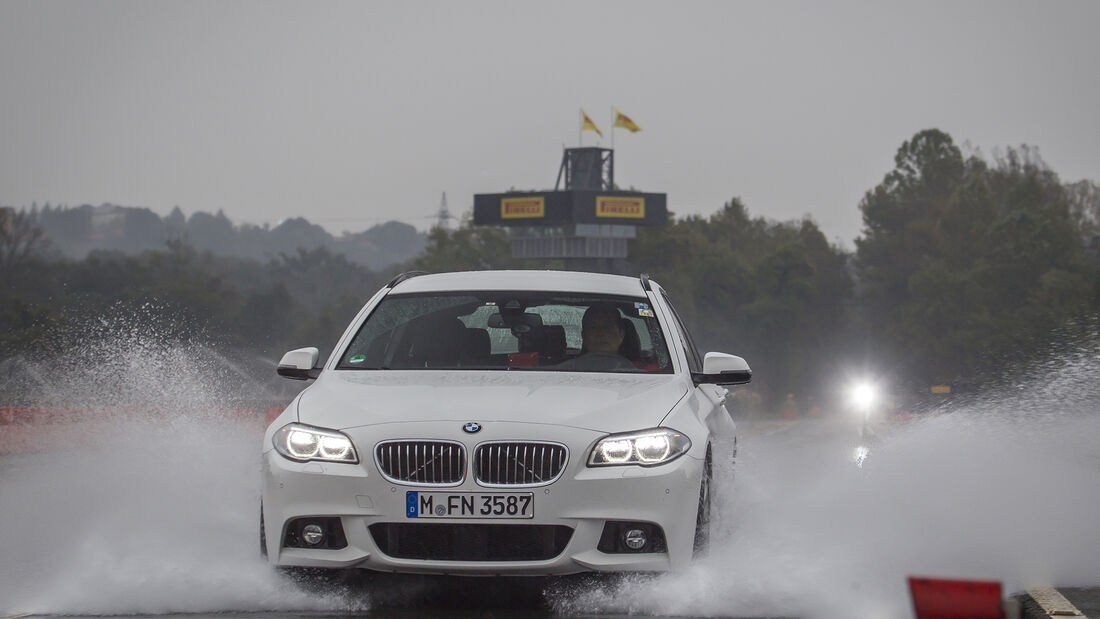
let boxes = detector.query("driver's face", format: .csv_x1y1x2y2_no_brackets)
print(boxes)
582,313,624,353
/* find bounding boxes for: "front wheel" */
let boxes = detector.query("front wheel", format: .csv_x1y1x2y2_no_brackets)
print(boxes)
692,445,713,557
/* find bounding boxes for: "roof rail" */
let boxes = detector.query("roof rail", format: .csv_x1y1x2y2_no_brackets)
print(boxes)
639,273,652,291
387,270,431,288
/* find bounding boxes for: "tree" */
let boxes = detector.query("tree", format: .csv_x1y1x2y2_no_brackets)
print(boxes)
268,217,331,253
165,206,188,243
1065,179,1100,248
0,207,51,269
632,198,852,407
855,131,1096,388
413,223,519,273
122,208,166,252
856,130,964,325
187,209,237,253
37,204,92,254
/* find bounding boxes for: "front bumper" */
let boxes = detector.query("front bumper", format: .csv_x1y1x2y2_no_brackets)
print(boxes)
261,421,703,575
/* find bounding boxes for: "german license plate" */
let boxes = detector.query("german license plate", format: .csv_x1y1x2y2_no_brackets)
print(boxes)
405,491,534,519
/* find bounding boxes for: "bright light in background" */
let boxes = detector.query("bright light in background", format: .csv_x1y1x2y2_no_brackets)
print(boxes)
849,380,878,411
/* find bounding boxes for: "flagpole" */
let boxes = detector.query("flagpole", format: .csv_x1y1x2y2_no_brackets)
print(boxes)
610,106,615,151
578,108,583,147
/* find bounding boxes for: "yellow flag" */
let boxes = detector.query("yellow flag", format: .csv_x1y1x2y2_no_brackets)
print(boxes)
581,110,603,138
614,108,642,133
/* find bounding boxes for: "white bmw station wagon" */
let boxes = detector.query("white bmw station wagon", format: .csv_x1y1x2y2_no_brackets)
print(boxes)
262,270,751,575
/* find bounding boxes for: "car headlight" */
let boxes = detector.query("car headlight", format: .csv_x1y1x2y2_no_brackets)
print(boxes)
273,423,359,463
588,428,692,467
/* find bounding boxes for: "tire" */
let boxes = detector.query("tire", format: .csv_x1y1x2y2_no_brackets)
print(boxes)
693,445,713,557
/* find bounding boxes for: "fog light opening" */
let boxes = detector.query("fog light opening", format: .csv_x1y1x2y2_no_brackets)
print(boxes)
302,523,325,546
623,528,648,550
597,520,667,554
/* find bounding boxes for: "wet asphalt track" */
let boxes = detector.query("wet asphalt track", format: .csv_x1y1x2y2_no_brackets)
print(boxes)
2,417,1097,618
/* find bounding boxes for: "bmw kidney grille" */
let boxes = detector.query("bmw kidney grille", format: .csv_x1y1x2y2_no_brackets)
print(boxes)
475,442,568,486
375,440,466,485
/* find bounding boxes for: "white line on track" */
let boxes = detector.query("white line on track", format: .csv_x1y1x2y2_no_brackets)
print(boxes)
1028,587,1086,617
1,613,34,619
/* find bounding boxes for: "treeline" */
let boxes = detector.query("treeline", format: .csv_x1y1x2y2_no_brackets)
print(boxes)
650,130,1100,405
2,129,1098,410
856,132,1099,389
27,203,425,270
0,239,386,367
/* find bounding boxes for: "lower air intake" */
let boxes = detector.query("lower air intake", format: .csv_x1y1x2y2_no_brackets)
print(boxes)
369,523,573,561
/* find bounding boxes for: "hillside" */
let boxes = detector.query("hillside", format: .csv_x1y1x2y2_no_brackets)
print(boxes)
31,203,426,270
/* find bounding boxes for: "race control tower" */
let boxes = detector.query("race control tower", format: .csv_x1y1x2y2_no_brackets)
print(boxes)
473,147,666,270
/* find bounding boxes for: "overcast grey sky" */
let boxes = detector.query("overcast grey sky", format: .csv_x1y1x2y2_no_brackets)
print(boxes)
2,1,1098,246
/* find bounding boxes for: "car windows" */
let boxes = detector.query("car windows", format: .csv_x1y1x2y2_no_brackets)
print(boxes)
458,304,519,354
336,292,673,373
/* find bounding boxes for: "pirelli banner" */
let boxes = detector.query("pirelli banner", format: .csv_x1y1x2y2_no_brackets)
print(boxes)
594,195,645,219
473,191,667,227
500,196,546,219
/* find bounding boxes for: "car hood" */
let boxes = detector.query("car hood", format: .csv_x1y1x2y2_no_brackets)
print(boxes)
296,370,688,433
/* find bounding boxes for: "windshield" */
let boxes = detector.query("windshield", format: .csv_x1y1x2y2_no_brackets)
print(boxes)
336,291,673,373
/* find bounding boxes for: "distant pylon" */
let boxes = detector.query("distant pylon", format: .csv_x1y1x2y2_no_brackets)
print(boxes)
436,191,454,230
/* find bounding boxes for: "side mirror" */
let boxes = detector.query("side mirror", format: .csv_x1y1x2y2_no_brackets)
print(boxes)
277,347,321,380
693,352,752,385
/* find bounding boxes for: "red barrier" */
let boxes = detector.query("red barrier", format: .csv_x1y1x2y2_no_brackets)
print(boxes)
909,576,1004,619
0,403,289,454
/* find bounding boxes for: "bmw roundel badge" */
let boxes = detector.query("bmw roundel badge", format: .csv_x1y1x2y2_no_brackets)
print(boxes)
463,422,482,434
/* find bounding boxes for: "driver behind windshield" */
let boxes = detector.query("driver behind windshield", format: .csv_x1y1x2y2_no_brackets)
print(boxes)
581,302,626,355
557,302,640,372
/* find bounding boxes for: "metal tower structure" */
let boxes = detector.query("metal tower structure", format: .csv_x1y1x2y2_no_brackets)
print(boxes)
435,192,453,230
554,147,614,191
